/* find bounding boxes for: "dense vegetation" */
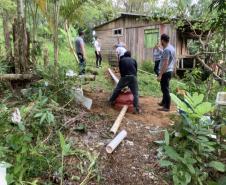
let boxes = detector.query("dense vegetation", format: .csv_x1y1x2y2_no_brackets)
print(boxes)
0,0,225,185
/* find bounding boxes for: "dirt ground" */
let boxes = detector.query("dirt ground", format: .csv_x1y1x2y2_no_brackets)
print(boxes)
64,90,176,185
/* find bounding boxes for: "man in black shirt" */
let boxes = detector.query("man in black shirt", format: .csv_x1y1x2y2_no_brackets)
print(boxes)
109,51,140,113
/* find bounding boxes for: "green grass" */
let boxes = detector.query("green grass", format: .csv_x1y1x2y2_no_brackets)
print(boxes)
137,71,186,97
86,65,115,92
140,60,155,73
42,41,96,69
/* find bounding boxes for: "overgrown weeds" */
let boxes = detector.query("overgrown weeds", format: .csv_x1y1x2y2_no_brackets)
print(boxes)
0,65,101,184
157,92,226,185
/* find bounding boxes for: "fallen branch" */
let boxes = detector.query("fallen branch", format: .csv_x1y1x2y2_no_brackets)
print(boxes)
195,55,226,85
217,63,226,73
64,112,87,126
0,74,38,81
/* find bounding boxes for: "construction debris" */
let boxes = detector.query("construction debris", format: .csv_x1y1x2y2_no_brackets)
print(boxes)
74,88,92,110
66,70,77,77
11,108,22,124
216,92,226,106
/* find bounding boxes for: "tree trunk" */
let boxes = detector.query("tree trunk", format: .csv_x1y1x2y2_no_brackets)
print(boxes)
29,2,38,63
13,18,21,74
224,24,226,62
17,0,24,18
13,18,30,73
13,0,30,74
196,55,226,85
64,20,79,63
2,11,12,62
53,1,59,66
43,48,49,66
0,74,37,81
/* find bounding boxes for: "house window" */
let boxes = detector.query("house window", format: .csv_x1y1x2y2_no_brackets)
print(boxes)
144,29,159,48
113,28,123,36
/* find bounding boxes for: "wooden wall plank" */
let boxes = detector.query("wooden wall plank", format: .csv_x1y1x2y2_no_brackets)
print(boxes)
95,16,185,64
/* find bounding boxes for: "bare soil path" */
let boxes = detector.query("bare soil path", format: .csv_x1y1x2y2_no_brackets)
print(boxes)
65,91,176,185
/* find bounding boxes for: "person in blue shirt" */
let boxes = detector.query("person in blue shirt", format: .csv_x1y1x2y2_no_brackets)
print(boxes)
157,34,176,112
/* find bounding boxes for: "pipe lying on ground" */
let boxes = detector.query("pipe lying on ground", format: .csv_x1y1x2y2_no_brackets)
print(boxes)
110,105,128,134
108,68,119,84
106,130,127,153
79,74,96,81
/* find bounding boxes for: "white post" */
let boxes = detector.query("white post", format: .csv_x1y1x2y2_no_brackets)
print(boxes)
0,165,7,185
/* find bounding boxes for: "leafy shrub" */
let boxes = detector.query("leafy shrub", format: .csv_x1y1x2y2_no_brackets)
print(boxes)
0,101,60,184
36,64,80,104
182,68,205,93
157,92,226,185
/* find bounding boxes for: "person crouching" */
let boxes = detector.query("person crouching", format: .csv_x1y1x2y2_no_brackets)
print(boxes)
109,51,140,114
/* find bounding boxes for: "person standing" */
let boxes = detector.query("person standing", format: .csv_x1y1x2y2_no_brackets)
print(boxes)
153,43,163,75
94,36,102,68
157,34,176,112
109,51,140,114
75,31,86,75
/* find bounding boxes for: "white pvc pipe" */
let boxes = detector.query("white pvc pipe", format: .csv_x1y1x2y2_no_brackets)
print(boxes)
0,166,7,185
110,105,128,134
106,130,127,153
108,68,119,84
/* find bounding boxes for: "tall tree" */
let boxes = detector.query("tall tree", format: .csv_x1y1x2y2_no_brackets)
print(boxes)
13,0,31,73
210,0,226,61
113,0,152,13
0,0,16,62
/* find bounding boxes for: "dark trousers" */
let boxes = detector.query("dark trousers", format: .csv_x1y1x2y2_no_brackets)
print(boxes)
154,60,160,76
160,72,172,109
77,53,86,75
110,75,139,110
95,51,102,67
